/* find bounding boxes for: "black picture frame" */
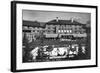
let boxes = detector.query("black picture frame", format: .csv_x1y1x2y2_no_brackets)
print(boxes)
11,1,98,72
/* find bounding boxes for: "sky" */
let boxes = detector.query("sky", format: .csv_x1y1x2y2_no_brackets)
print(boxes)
23,10,91,24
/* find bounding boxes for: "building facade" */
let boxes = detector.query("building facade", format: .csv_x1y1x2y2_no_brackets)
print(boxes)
45,18,87,39
22,18,87,43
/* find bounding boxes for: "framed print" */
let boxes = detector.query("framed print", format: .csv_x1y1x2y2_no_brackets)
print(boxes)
11,1,98,72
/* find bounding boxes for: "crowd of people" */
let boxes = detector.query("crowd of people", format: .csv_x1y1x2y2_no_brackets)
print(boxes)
29,44,86,62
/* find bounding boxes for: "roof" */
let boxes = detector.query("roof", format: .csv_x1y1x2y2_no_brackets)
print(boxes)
23,20,45,28
23,19,86,28
46,19,86,26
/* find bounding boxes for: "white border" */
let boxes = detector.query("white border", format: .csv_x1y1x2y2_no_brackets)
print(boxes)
16,4,96,70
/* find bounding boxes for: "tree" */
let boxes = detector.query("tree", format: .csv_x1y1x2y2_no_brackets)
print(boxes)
86,20,91,27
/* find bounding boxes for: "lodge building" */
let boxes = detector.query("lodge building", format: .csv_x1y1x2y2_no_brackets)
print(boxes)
44,17,87,38
22,17,87,42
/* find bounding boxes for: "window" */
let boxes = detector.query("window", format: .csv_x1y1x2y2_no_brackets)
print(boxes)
64,30,66,33
58,30,60,33
61,30,63,33
66,30,69,33
69,30,72,33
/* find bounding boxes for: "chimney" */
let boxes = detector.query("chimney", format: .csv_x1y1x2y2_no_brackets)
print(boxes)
56,17,59,22
71,17,74,23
